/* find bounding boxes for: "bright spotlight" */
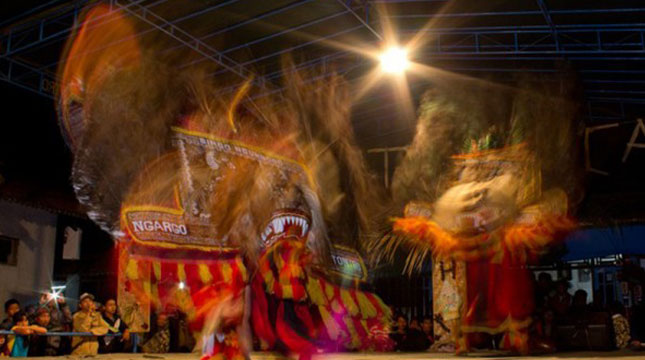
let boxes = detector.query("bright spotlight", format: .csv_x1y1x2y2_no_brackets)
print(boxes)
48,285,65,302
380,46,409,74
178,282,186,290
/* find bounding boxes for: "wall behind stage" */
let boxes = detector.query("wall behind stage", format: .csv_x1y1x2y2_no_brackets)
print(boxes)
0,200,57,305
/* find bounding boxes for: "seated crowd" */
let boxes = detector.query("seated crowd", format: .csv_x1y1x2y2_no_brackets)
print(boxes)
0,294,194,357
4,275,645,356
387,273,645,353
531,273,645,352
389,314,435,352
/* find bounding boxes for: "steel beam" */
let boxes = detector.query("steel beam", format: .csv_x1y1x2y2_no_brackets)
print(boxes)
2,0,645,114
388,7,645,19
1,4,82,57
113,0,264,86
0,56,56,99
184,9,351,70
400,26,645,55
160,0,316,61
336,0,382,40
0,0,73,29
535,0,560,51
0,0,158,57
33,0,248,75
208,23,363,79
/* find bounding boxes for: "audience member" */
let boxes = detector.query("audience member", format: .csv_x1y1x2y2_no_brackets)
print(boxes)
10,311,47,357
44,295,72,355
534,273,554,310
610,302,630,349
390,314,408,351
541,308,556,341
71,293,108,356
571,289,589,315
389,314,430,351
421,316,434,349
99,299,130,353
165,305,194,353
631,300,645,349
405,318,429,351
590,291,607,312
94,302,104,315
13,281,645,356
548,280,571,316
38,293,73,332
0,333,8,356
529,308,556,353
23,305,37,324
28,308,60,356
1,300,20,330
141,313,170,354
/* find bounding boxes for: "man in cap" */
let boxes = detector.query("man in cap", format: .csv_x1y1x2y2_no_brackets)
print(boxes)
71,293,108,355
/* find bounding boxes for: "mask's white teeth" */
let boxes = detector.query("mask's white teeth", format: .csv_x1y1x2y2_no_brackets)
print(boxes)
267,214,311,238
272,219,282,234
300,220,308,237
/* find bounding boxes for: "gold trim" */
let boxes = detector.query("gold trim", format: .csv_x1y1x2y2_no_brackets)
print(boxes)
171,126,307,171
121,188,236,252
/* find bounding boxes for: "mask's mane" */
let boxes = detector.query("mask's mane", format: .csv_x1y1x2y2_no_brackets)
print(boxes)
391,75,581,208
57,5,382,263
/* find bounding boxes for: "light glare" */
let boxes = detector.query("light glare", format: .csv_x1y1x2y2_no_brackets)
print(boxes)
380,46,409,74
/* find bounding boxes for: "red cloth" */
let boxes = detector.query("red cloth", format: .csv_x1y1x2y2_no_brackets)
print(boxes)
462,248,533,353
465,252,534,331
251,276,276,349
275,302,316,360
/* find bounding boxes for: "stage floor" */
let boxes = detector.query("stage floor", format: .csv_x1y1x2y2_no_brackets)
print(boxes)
18,351,645,359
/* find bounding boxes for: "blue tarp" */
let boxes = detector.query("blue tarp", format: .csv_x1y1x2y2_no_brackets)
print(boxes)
563,225,645,261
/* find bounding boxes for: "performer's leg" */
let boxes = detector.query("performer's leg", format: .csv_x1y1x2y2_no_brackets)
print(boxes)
199,290,246,360
236,285,252,359
455,328,470,355
500,327,529,355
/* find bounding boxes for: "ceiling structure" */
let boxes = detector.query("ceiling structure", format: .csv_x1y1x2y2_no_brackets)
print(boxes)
1,0,644,221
